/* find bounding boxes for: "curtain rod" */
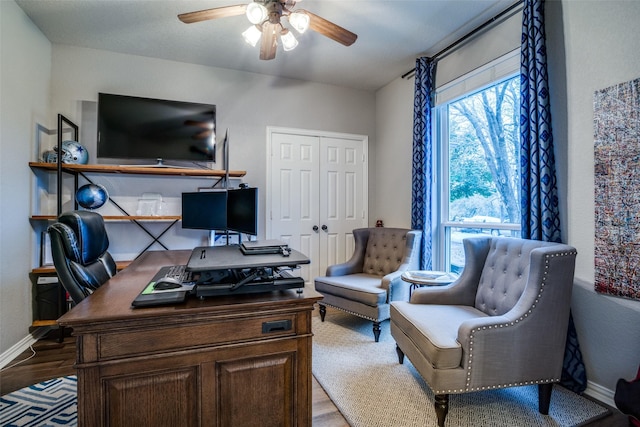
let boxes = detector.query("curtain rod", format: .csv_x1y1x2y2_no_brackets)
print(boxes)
401,0,524,79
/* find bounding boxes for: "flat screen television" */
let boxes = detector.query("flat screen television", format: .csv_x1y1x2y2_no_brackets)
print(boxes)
97,93,216,165
181,191,227,231
227,187,258,236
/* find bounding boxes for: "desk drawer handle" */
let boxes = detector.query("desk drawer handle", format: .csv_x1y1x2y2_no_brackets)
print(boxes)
262,319,292,334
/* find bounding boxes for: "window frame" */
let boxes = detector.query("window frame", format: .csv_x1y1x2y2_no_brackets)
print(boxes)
432,50,521,272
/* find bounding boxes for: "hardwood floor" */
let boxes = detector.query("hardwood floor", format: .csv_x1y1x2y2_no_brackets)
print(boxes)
0,329,630,426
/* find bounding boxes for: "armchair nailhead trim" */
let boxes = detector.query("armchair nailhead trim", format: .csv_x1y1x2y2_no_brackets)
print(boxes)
436,378,560,395
463,250,577,392
319,302,382,322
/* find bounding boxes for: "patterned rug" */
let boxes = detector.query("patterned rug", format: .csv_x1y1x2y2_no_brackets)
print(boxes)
312,309,611,427
0,376,77,426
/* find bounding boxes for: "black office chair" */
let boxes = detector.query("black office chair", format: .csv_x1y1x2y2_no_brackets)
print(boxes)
48,210,117,304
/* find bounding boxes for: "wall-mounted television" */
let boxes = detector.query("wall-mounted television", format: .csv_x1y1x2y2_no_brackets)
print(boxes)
181,187,258,236
97,93,216,165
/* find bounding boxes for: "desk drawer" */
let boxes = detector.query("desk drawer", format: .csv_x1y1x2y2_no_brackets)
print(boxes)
97,313,299,360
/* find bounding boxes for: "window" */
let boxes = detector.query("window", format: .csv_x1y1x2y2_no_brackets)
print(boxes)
434,52,521,273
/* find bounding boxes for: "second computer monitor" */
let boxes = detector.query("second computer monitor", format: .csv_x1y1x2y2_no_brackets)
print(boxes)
227,187,258,236
181,187,258,236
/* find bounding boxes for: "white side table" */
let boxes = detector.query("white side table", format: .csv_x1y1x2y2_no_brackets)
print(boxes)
402,271,459,297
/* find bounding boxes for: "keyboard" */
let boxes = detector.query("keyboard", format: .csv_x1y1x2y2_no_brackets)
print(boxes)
131,265,195,308
163,264,196,284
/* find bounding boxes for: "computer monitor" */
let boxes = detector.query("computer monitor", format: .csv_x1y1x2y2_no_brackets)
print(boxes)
226,187,258,236
181,191,227,231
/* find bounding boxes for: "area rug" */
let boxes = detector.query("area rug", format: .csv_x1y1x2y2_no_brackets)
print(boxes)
0,376,77,426
312,310,610,427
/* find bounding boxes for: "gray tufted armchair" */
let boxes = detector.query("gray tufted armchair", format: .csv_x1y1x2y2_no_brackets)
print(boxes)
314,227,421,342
390,236,577,426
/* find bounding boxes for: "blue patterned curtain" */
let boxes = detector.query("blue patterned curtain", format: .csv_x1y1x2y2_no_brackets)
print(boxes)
411,57,437,270
520,0,561,242
520,0,586,393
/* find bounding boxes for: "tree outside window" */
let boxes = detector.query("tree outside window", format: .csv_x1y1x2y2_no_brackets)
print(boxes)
440,74,521,272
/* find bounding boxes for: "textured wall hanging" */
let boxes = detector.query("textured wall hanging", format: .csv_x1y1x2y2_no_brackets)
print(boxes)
594,77,640,300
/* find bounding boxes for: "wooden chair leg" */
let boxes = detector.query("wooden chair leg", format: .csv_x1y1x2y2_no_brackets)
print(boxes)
538,383,553,415
434,393,449,427
319,304,326,322
395,344,405,364
372,321,381,342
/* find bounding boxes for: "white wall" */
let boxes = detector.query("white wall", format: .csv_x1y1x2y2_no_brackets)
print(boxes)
4,0,638,401
0,1,52,353
374,77,414,227
374,10,521,230
48,46,376,254
546,0,640,397
1,19,376,353
375,0,640,402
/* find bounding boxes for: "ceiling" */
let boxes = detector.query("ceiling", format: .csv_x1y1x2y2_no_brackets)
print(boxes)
15,0,519,92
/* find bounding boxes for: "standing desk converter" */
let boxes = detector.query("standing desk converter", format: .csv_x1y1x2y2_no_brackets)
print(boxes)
187,245,310,297
58,250,323,427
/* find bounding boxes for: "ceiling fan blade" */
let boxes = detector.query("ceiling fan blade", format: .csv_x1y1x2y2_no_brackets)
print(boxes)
303,10,357,47
192,129,213,140
178,4,247,24
260,22,277,60
184,120,213,129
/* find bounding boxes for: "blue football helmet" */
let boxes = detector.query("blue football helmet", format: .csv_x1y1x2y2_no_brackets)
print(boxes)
56,140,89,164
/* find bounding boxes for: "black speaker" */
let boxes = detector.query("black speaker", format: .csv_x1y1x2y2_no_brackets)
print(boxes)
36,280,62,320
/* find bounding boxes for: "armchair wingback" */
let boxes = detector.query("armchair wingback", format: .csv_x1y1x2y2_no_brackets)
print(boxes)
48,210,117,304
390,237,577,426
314,227,421,341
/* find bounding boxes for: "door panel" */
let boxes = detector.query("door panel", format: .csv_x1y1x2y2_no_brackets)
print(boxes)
318,137,367,274
104,368,199,427
217,353,295,427
268,129,367,284
269,133,320,283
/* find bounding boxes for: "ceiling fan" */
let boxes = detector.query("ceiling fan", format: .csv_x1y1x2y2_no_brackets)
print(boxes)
184,120,214,140
178,1,357,60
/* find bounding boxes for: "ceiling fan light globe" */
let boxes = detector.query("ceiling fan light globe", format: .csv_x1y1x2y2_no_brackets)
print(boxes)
289,11,310,33
280,29,298,51
242,25,262,47
246,3,268,24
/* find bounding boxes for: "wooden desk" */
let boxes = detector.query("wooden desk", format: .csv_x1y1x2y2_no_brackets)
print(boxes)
58,250,323,427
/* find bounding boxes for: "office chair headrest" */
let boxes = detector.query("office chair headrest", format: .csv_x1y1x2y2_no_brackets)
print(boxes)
57,211,110,265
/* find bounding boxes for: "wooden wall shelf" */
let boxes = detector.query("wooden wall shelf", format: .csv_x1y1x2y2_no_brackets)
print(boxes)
29,159,246,327
32,261,131,275
29,162,246,178
31,215,182,221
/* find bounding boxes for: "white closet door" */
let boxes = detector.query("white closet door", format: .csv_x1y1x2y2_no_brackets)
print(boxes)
268,128,368,285
269,132,321,284
318,136,367,274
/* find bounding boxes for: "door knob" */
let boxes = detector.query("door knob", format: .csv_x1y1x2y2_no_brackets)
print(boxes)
322,225,328,232
313,225,319,232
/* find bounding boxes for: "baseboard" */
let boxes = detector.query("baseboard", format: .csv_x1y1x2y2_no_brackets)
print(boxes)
584,380,616,408
0,327,50,370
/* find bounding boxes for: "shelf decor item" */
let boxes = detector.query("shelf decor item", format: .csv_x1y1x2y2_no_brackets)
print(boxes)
136,193,163,216
76,183,109,209
57,140,89,164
